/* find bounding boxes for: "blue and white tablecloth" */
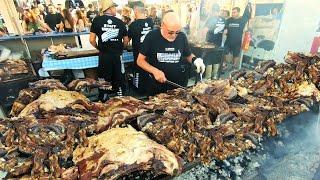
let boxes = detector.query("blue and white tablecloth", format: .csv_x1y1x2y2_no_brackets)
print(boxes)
39,51,134,77
42,55,99,71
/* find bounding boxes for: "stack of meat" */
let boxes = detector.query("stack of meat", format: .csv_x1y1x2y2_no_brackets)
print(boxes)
138,52,320,162
0,59,30,82
2,79,180,179
1,52,320,179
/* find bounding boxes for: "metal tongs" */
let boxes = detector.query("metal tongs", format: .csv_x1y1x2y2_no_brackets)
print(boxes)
165,80,188,90
199,73,203,82
165,72,203,90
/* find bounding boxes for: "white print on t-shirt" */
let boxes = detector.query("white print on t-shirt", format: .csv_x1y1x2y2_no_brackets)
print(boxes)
140,23,152,43
229,23,240,28
101,21,120,42
157,50,181,63
165,48,175,52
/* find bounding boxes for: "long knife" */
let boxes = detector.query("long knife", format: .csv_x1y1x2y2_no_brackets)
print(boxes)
165,80,187,90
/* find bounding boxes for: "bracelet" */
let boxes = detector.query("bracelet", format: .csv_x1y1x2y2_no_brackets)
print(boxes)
192,57,197,63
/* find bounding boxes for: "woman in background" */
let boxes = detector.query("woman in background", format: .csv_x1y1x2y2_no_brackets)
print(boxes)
22,9,52,34
32,7,45,23
75,9,88,32
121,6,132,26
62,9,75,32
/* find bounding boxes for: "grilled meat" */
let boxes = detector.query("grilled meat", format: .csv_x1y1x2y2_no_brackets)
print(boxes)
73,127,182,180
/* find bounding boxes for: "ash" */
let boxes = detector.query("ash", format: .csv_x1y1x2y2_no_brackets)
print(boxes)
176,111,320,180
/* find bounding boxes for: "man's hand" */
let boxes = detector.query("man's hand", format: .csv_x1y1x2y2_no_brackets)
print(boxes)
153,69,167,83
193,58,206,74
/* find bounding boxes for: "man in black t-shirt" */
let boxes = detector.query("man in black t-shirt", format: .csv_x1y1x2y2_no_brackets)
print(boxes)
86,4,99,23
89,0,129,96
224,1,253,69
45,4,64,32
128,2,154,89
137,12,205,96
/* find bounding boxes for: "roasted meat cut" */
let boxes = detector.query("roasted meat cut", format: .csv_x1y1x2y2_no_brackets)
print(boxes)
67,78,112,91
10,88,42,117
28,79,67,90
4,59,29,75
18,90,88,118
73,127,182,179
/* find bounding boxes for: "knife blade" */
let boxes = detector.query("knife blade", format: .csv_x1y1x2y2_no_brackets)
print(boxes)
165,80,187,90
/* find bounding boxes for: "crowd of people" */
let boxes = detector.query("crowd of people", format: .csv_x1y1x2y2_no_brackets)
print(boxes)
19,2,92,34
0,0,172,36
0,0,255,98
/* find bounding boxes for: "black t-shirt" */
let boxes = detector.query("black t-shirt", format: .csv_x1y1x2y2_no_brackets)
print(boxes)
45,13,63,31
91,14,128,54
205,16,225,46
225,4,251,44
140,29,192,80
87,10,98,23
128,18,154,59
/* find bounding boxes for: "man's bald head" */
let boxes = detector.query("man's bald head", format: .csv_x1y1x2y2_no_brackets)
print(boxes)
162,12,181,29
161,12,182,42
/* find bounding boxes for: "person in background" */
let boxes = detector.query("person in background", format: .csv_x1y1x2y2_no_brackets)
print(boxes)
128,2,154,89
122,16,131,27
221,10,230,19
145,8,149,17
137,12,205,96
184,5,192,35
75,9,88,32
62,9,75,32
203,4,225,46
0,14,8,36
121,6,132,26
270,7,281,20
65,0,85,10
86,4,98,23
89,0,129,97
22,9,52,34
38,4,47,18
76,0,85,9
45,4,64,32
65,0,75,9
115,7,122,20
223,1,253,69
0,27,8,37
149,7,161,29
56,4,63,13
32,7,45,23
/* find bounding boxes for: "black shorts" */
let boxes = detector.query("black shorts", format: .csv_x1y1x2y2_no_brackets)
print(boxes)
98,52,125,91
224,42,241,57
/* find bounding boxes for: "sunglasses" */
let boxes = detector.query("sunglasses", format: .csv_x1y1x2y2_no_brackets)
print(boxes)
168,31,181,35
163,23,181,35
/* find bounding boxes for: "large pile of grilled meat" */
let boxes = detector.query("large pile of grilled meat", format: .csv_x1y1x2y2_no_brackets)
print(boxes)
0,52,320,179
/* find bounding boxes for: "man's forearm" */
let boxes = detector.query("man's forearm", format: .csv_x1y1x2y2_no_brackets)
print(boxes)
137,55,160,75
